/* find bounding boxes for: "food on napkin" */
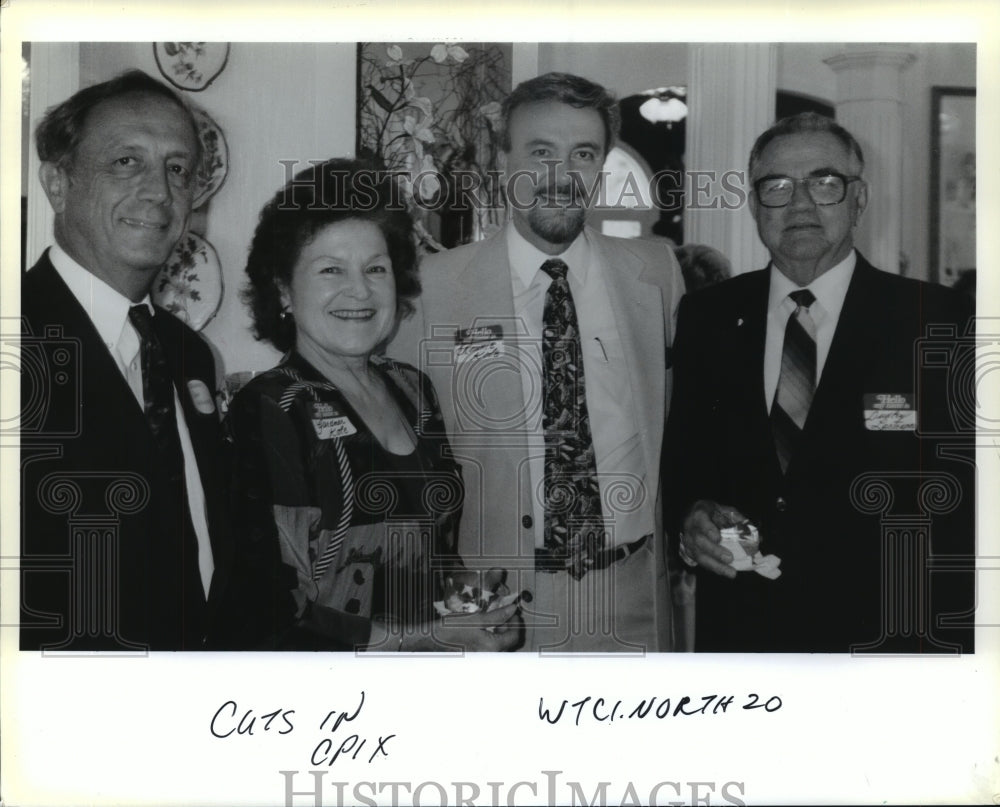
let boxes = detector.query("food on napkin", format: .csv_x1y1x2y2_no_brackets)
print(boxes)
718,520,782,579
718,521,760,570
434,568,519,616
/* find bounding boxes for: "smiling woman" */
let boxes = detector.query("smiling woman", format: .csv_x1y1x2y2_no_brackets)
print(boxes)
219,159,522,652
279,218,399,370
240,159,420,357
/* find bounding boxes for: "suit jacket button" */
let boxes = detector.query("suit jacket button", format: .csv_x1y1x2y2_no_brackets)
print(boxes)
522,515,533,529
775,496,788,512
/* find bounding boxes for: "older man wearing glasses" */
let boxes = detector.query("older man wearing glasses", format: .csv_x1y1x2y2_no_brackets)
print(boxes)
665,112,975,652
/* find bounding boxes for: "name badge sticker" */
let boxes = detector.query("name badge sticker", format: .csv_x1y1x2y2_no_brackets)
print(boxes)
863,393,917,431
454,324,504,364
310,402,358,440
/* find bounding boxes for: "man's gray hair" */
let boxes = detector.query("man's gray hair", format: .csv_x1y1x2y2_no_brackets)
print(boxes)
36,69,200,166
748,111,864,178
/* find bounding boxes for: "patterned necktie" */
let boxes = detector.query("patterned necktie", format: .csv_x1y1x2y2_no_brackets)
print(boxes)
129,305,184,473
539,258,605,578
771,288,817,473
128,305,208,639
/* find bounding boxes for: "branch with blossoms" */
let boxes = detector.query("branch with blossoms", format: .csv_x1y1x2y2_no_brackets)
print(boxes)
358,42,508,252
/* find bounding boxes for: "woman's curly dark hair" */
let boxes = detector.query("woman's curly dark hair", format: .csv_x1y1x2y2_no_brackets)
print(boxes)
242,158,420,352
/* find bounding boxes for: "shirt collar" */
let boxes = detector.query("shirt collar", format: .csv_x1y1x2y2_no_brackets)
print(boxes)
49,243,154,351
767,249,856,315
506,221,592,288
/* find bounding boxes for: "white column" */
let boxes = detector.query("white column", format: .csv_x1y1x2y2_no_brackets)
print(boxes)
26,43,80,269
686,43,776,275
824,47,916,275
511,43,539,88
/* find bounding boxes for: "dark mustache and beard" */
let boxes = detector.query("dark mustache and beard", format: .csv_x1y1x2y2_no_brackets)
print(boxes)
527,182,588,246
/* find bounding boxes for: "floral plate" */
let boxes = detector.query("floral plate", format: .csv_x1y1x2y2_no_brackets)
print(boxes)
153,42,230,92
192,106,229,209
152,232,223,332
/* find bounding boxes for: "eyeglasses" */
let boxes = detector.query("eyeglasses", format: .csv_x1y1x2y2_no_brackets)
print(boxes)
754,172,862,208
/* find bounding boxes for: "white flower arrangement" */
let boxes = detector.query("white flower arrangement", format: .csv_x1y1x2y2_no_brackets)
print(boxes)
358,42,509,251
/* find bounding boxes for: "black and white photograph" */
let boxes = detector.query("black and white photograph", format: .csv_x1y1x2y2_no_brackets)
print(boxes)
2,2,998,805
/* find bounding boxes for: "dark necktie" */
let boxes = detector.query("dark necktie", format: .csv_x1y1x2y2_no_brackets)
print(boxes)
128,305,207,643
771,288,817,473
129,305,184,472
538,258,605,578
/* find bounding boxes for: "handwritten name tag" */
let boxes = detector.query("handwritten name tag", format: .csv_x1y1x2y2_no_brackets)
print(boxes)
310,402,357,440
454,324,504,364
863,393,916,431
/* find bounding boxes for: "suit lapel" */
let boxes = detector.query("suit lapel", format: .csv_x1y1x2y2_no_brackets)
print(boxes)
802,258,880,447
422,232,533,562
153,308,216,472
453,232,517,322
152,308,230,601
29,257,151,442
444,232,529,429
732,272,780,476
590,231,666,490
29,254,228,624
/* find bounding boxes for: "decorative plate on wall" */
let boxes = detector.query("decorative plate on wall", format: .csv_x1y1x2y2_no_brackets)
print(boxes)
153,42,230,92
191,106,229,209
152,232,223,332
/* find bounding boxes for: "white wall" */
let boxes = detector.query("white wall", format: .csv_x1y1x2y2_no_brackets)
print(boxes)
777,43,838,105
538,42,688,98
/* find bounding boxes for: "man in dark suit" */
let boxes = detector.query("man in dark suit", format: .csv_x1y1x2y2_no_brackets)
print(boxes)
667,112,975,653
20,70,229,651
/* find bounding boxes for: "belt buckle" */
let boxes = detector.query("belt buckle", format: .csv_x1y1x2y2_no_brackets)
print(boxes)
534,548,564,574
535,535,649,575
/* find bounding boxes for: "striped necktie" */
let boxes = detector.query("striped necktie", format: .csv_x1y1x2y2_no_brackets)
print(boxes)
771,288,817,473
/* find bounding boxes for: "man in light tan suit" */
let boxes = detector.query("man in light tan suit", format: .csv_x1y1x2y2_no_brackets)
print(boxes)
391,72,684,652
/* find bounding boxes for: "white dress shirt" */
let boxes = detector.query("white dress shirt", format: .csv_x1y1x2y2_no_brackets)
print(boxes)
764,250,856,412
506,224,653,548
49,244,215,595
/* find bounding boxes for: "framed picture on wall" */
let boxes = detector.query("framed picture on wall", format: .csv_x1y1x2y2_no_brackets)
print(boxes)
355,42,511,252
930,86,976,289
